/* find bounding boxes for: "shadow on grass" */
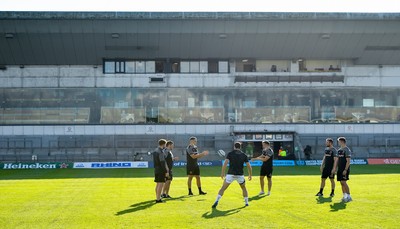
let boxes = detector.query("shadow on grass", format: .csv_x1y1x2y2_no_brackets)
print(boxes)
330,201,347,212
249,194,267,202
202,206,246,219
316,196,332,204
115,195,190,216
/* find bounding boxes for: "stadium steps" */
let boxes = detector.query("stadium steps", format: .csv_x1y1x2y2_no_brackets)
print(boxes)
99,148,118,162
15,149,34,162
84,148,100,162
0,149,17,162
49,149,69,162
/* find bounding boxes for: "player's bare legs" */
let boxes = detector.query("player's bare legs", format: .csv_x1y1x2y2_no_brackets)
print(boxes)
162,180,171,196
187,175,194,195
340,180,351,202
330,178,335,192
239,183,249,206
320,178,326,190
195,175,201,188
212,181,231,208
195,175,206,194
259,176,265,194
156,183,164,201
341,181,349,194
218,181,231,196
267,177,272,195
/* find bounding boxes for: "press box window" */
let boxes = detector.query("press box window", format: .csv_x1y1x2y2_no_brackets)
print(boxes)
136,61,145,73
218,61,229,73
125,61,135,73
115,61,125,73
146,61,156,73
208,61,218,73
104,61,115,73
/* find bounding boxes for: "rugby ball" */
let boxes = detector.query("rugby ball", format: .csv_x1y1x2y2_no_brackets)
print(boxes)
217,149,226,157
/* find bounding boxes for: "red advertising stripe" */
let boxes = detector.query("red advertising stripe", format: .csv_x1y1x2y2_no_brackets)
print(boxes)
368,158,400,165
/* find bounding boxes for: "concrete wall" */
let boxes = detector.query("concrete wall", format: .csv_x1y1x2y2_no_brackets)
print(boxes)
0,65,399,88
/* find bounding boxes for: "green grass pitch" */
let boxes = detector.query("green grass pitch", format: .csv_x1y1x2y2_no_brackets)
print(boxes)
0,165,399,228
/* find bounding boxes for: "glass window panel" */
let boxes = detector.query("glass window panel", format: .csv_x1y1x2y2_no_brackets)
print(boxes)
104,61,115,73
363,99,374,107
115,62,120,73
126,61,135,73
155,61,164,73
1,88,399,125
120,61,125,73
200,61,208,73
208,61,218,73
181,61,189,73
171,62,180,73
146,61,156,73
218,61,228,73
136,61,145,73
190,61,200,73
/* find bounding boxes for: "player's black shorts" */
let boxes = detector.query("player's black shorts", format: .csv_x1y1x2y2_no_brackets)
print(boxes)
154,172,166,183
166,171,173,181
337,169,350,181
260,166,273,178
321,168,335,179
187,166,200,176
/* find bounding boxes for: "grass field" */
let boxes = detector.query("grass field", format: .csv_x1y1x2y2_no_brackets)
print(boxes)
1,165,399,228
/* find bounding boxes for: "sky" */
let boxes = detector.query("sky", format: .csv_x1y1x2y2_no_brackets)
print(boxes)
0,0,399,13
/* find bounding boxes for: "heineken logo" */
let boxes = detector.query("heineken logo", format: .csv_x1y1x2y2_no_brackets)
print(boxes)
2,163,71,169
60,163,69,169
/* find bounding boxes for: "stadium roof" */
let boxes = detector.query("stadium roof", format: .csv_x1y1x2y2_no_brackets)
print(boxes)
1,12,399,65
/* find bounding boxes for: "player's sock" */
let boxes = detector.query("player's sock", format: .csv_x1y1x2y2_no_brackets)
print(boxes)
244,197,249,206
188,188,193,195
319,188,323,193
215,194,222,202
267,191,271,196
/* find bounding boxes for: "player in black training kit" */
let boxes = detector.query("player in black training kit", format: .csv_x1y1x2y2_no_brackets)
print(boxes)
186,136,209,195
153,139,169,203
162,140,179,198
252,140,273,196
212,142,252,208
316,138,338,197
336,137,352,202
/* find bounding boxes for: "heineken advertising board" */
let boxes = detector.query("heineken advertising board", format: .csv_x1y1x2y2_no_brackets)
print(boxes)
1,162,72,169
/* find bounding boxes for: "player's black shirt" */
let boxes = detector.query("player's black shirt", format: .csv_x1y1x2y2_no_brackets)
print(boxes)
226,149,249,175
165,149,174,170
186,144,198,168
323,147,338,171
261,148,274,168
153,147,167,174
337,146,351,171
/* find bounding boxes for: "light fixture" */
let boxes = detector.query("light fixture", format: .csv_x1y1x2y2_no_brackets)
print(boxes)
111,33,120,39
5,33,14,39
298,58,303,62
219,34,227,39
242,59,248,63
320,34,330,39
